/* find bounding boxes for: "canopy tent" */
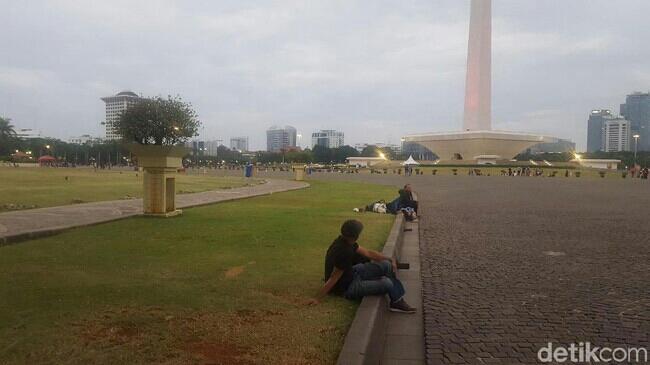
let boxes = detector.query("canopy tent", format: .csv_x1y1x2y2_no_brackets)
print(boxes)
38,155,56,166
402,155,420,166
38,155,56,162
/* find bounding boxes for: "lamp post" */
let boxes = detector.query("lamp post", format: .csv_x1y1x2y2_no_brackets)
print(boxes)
633,134,640,165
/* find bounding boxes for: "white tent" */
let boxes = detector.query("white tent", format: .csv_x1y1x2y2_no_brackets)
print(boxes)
402,155,420,166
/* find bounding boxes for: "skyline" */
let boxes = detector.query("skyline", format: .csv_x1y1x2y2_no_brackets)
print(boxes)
2,1,650,151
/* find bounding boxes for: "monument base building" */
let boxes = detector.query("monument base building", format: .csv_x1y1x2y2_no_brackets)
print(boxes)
404,131,555,161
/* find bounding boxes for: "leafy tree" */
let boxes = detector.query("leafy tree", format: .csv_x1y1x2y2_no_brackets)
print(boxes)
333,145,360,163
312,145,333,163
0,117,18,157
115,95,200,145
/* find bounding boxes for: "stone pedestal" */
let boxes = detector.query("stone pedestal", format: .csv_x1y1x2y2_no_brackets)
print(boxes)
142,167,182,217
128,144,188,217
293,165,305,181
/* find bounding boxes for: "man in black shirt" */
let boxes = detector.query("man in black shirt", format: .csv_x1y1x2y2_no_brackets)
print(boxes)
308,220,416,313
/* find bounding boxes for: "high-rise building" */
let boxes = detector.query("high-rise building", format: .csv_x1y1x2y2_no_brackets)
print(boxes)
185,140,206,157
204,140,222,157
586,110,612,153
230,137,249,152
266,126,297,152
101,91,142,140
620,92,650,151
604,118,631,152
311,130,344,149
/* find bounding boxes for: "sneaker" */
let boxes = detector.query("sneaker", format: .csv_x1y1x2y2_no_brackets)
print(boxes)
389,299,416,314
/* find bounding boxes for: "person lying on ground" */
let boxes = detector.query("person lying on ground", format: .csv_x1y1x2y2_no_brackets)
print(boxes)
306,220,416,313
353,200,387,213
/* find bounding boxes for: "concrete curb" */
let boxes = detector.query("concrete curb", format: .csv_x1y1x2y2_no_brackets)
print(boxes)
336,212,406,365
0,180,309,246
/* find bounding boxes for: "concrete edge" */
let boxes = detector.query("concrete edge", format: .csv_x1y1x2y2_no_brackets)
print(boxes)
336,212,405,365
0,180,310,247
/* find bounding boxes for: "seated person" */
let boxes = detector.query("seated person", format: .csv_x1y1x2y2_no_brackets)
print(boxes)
307,220,416,313
398,184,418,214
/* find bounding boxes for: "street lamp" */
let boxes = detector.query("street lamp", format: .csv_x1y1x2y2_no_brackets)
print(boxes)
633,134,640,165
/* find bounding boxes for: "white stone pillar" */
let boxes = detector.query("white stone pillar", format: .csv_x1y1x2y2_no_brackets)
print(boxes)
463,0,492,132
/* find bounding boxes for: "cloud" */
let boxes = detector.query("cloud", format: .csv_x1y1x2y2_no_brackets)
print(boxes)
0,67,57,89
1,0,649,150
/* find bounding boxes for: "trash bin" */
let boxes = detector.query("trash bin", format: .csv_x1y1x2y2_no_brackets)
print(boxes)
244,164,254,178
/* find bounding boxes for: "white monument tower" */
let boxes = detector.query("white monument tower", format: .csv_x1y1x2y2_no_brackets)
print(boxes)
463,0,492,132
403,0,557,162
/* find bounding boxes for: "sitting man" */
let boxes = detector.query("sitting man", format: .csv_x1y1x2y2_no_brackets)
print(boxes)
307,220,416,313
399,184,418,214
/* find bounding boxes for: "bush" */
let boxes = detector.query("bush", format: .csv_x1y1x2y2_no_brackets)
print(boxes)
116,95,200,145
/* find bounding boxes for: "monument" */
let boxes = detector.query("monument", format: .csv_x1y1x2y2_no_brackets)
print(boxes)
403,0,558,162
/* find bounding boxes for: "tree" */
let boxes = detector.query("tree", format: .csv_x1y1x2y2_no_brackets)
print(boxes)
115,95,200,145
333,145,360,163
0,117,18,157
312,145,333,163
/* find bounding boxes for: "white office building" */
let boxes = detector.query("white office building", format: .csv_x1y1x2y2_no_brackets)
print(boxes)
266,125,297,152
311,130,344,149
205,140,222,157
69,134,102,145
230,137,249,152
15,128,44,139
604,118,631,152
101,90,142,140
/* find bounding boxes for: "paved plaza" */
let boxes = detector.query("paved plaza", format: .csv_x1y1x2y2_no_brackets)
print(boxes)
256,171,650,364
414,176,649,364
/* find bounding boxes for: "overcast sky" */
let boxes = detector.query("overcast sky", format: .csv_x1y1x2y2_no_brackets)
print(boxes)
1,0,649,151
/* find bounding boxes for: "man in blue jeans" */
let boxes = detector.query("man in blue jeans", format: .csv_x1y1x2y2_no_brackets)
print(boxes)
307,220,416,313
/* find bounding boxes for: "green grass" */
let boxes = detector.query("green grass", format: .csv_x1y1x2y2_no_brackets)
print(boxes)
0,167,254,211
0,180,397,365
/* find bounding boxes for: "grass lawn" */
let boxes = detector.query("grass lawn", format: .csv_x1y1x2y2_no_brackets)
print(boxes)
0,167,254,212
0,180,397,365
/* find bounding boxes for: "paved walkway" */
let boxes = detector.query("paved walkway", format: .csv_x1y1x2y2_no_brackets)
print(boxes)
0,179,308,245
381,218,426,365
415,176,650,364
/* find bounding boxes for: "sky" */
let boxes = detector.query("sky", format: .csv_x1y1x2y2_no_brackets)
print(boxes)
1,0,649,151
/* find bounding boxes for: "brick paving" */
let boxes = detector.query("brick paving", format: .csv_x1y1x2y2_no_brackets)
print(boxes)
414,176,650,364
